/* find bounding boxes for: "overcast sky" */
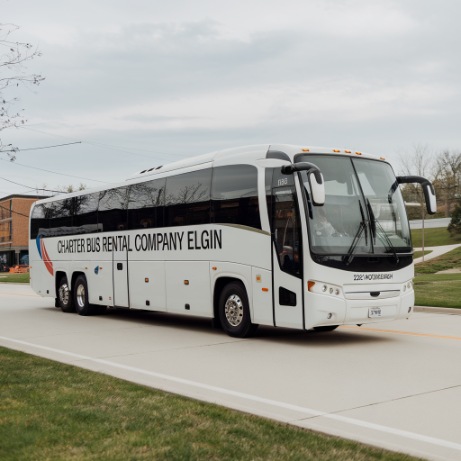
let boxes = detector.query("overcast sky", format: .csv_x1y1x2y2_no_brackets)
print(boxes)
2,0,460,196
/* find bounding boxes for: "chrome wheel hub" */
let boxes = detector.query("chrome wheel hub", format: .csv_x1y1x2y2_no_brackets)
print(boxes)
76,284,86,308
58,283,70,305
224,294,243,327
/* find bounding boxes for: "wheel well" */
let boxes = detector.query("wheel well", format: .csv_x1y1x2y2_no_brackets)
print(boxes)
55,271,85,296
213,277,246,323
55,271,67,295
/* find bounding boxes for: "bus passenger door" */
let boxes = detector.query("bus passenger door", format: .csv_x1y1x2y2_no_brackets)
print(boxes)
113,247,129,308
271,185,304,329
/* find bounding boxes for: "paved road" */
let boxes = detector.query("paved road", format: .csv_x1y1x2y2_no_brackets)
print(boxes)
409,218,450,229
1,284,461,461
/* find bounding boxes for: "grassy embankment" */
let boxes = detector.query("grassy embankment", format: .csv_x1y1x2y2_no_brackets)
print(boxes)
411,226,461,247
0,272,29,283
0,346,422,461
411,227,461,308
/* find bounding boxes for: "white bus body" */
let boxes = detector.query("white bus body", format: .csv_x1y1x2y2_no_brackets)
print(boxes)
29,144,436,337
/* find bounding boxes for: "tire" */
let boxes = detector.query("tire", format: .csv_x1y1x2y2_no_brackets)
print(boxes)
218,282,257,338
57,276,74,312
313,325,339,332
73,275,93,316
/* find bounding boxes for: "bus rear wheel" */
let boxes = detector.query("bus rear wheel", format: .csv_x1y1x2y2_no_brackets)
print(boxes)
57,276,74,313
219,282,257,338
73,275,93,316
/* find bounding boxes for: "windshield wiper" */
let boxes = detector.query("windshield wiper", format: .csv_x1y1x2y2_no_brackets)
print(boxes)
366,199,376,240
366,199,399,264
343,200,368,265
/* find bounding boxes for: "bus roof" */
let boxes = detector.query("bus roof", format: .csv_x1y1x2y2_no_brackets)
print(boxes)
127,144,385,180
33,144,386,205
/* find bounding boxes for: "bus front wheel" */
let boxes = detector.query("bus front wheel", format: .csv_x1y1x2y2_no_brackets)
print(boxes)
57,276,74,313
219,282,257,338
73,275,93,316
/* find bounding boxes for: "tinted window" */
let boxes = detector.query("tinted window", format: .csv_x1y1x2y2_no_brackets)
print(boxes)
267,168,302,277
211,165,260,229
72,193,99,233
98,187,130,232
128,179,165,230
165,169,212,227
45,198,73,236
30,204,46,239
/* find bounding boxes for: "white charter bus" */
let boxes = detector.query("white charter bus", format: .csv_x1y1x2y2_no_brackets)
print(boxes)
29,144,436,337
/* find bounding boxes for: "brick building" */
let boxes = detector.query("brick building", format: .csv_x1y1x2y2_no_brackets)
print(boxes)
0,194,49,267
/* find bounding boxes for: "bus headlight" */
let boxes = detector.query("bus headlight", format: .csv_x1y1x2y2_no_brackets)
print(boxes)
308,280,342,297
402,280,413,292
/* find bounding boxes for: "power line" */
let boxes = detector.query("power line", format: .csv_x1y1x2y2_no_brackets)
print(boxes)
20,141,82,151
19,126,154,158
0,176,61,193
19,125,186,161
0,157,108,184
0,142,82,153
0,203,30,219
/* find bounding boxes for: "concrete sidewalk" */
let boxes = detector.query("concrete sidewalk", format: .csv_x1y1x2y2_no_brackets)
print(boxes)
413,243,461,264
415,306,461,315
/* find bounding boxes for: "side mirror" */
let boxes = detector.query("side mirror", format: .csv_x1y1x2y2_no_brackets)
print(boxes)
281,162,325,206
308,170,325,206
423,183,437,215
396,176,437,215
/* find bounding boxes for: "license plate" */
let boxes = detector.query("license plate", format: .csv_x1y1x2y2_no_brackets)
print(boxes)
368,307,382,318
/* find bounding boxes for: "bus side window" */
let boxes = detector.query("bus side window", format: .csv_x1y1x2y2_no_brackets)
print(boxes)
30,204,47,239
72,193,99,233
98,187,130,232
211,165,261,229
165,169,212,227
128,179,165,230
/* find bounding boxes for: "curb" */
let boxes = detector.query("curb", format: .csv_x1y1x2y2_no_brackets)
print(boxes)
414,306,461,315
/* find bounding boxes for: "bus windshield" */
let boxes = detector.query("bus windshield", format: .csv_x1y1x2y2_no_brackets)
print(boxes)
298,155,412,259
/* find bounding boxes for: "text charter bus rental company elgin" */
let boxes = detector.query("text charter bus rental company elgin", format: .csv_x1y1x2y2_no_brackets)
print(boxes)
29,144,436,337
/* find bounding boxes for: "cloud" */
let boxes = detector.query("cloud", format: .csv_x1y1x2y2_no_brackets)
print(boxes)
3,0,461,195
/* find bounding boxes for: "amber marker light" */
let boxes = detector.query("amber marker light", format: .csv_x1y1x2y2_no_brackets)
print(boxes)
145,278,149,283
262,287,269,292
355,151,362,156
308,281,316,291
212,266,217,271
379,156,386,160
184,280,189,285
332,149,341,153
301,148,310,152
256,275,262,282
345,150,352,154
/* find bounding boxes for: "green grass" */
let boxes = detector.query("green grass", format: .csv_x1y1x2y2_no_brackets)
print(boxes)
0,273,29,284
412,250,432,259
414,273,461,308
415,246,461,274
410,227,461,247
414,246,461,308
0,347,420,461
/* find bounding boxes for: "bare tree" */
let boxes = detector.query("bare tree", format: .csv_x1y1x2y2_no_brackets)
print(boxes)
1,23,44,160
433,150,461,217
398,145,435,219
398,144,434,178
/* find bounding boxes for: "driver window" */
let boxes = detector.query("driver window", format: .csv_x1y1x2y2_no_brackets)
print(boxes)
273,188,301,277
266,168,302,277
